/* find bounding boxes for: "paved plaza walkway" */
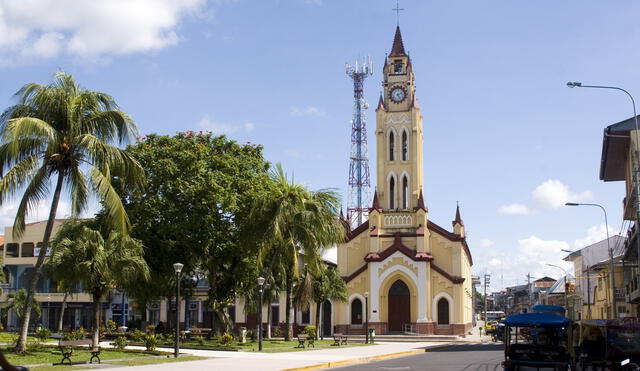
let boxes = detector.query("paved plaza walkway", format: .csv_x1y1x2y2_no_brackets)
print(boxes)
64,326,489,371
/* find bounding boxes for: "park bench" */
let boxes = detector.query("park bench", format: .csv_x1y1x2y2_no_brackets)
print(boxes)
58,339,101,365
188,327,212,339
332,333,348,346
296,334,315,348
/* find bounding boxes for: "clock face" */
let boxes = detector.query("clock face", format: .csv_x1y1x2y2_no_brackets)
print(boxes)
390,87,406,103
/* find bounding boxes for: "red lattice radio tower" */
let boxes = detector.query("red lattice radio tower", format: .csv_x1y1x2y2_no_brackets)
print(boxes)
345,57,373,228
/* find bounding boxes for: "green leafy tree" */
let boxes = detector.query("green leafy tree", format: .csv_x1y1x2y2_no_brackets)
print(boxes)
312,265,347,339
0,71,143,352
117,132,272,322
6,289,41,325
47,223,150,347
248,164,344,340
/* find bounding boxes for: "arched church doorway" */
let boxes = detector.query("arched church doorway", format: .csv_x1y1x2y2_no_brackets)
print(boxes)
322,300,332,336
437,298,450,325
388,280,410,332
351,299,362,325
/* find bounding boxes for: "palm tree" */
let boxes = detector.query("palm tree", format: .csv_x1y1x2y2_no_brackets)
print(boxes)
6,289,41,327
0,71,144,352
311,265,347,339
248,164,344,340
47,225,150,347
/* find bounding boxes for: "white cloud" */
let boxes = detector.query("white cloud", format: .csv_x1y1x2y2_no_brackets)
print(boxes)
479,239,495,247
289,106,325,118
0,0,207,64
0,199,72,234
488,258,502,267
573,224,611,249
497,203,531,215
198,115,255,134
532,180,593,209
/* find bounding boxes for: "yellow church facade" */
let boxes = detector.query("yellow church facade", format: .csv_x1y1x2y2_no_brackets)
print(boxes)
335,27,474,336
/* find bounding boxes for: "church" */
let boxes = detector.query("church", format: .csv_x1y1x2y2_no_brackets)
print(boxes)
334,26,474,336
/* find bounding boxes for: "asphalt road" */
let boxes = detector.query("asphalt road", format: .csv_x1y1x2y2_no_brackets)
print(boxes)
331,343,504,371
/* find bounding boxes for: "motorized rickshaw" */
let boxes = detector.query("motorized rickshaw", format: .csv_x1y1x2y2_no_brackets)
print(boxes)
574,318,640,370
502,312,573,370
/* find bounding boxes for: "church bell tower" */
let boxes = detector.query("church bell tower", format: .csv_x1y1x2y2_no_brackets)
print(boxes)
375,26,424,213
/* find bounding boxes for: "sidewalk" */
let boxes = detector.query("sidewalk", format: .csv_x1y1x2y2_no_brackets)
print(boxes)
93,340,453,371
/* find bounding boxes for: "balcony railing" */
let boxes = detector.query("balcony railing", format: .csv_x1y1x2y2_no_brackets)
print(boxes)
627,276,640,304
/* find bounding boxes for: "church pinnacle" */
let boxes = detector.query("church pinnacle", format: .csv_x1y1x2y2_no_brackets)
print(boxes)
389,26,407,57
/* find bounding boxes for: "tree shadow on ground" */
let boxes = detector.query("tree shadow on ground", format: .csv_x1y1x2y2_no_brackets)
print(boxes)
422,343,504,352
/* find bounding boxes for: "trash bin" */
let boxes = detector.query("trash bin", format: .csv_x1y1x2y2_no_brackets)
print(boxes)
368,328,375,344
240,327,247,344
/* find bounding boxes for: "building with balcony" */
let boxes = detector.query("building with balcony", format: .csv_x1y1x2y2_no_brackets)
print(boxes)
599,114,640,312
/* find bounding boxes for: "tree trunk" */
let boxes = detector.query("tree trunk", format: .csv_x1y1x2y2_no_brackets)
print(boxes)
16,171,65,353
284,273,293,341
315,301,321,340
93,296,101,348
58,292,69,333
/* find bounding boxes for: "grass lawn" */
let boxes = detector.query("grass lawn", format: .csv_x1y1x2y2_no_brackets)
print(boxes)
28,355,205,371
0,332,53,344
2,346,185,368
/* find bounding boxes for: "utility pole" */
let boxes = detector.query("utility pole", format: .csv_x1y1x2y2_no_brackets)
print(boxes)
526,273,532,313
483,274,490,324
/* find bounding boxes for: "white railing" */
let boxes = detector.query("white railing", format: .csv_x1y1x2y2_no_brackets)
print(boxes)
384,214,413,227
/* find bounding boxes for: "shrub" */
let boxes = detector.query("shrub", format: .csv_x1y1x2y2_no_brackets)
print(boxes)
194,335,205,346
218,332,234,346
63,327,86,341
144,334,159,351
35,327,51,343
272,326,283,337
303,325,317,340
245,329,254,342
107,319,118,333
132,329,145,343
114,336,129,350
146,324,156,334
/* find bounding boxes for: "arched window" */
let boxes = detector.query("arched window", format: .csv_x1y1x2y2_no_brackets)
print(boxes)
402,131,408,161
389,177,395,209
351,299,363,324
389,131,395,161
402,176,408,209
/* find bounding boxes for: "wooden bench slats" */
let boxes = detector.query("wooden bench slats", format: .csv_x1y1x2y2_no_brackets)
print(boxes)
58,339,101,365
332,333,348,346
296,334,315,348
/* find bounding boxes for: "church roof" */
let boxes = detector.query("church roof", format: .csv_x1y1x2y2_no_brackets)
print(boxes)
389,26,407,57
370,189,382,212
414,190,427,212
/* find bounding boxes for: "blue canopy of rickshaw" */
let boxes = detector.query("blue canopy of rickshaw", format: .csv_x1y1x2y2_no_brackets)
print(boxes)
504,313,570,328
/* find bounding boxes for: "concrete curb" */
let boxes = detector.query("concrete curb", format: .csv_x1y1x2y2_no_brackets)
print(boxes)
279,344,455,371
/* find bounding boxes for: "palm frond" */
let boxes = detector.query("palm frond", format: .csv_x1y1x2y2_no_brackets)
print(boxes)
90,166,130,234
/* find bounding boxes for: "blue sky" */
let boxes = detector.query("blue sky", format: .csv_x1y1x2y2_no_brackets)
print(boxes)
1,0,640,292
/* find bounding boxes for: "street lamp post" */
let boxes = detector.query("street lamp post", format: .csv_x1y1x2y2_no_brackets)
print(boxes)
173,263,184,358
567,81,640,313
257,277,265,351
545,263,570,315
364,291,369,344
565,202,617,318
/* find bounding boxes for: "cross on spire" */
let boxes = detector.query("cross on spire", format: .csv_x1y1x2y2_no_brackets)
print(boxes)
392,0,404,26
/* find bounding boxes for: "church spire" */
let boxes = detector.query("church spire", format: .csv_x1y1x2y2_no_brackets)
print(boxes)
453,202,464,227
389,26,407,57
370,189,382,212
415,189,427,212
377,93,385,110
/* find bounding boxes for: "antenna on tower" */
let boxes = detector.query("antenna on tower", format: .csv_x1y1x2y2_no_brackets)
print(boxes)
345,56,373,228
